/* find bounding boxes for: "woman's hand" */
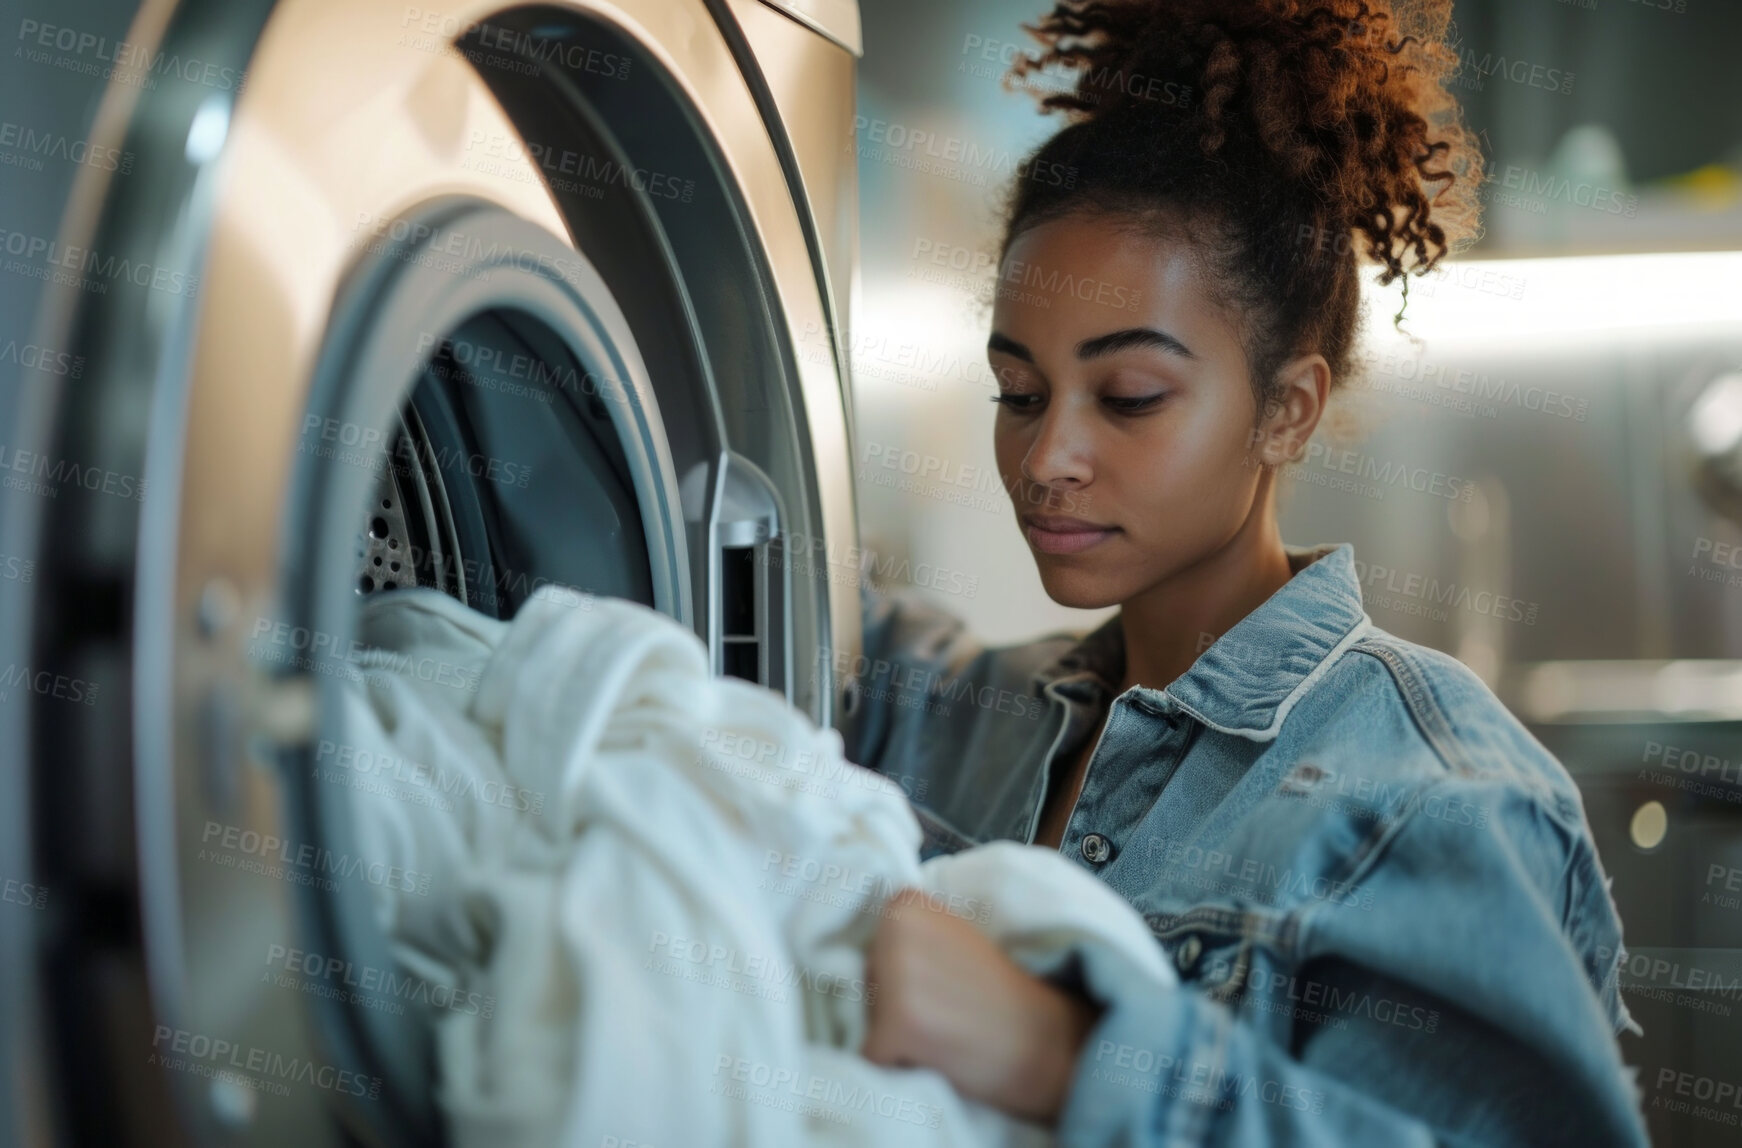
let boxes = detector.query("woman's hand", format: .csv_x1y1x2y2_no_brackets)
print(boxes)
860,886,1102,1126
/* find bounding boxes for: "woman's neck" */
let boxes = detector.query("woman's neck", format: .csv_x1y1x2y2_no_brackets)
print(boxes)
1113,511,1296,694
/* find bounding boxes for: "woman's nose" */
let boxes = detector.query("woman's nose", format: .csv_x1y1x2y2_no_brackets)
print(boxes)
1020,405,1094,490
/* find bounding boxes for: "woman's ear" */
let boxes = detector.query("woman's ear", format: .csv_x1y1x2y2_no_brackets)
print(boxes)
1249,353,1331,468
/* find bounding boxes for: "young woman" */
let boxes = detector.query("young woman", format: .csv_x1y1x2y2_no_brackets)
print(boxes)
845,1,1647,1144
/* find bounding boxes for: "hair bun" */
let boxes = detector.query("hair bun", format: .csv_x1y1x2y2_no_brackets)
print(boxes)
1006,0,1484,283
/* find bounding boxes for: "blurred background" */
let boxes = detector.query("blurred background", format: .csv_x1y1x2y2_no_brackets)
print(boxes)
849,1,1742,1144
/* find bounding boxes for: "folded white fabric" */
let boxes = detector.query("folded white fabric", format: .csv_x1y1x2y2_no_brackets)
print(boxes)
339,584,1175,1147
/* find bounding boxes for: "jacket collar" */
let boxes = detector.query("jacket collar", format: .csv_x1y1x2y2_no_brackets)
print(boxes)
1030,541,1371,743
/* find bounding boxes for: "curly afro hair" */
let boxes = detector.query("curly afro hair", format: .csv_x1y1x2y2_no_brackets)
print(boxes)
998,0,1485,418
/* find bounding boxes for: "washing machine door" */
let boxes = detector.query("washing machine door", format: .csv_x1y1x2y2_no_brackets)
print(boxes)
0,0,862,1143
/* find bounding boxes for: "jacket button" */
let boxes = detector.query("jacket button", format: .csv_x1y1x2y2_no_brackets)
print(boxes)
1080,833,1111,864
1175,935,1203,974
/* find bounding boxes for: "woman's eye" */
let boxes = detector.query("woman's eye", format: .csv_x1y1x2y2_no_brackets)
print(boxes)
990,393,1166,413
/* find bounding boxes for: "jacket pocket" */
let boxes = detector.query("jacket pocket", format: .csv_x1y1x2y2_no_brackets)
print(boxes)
912,801,979,861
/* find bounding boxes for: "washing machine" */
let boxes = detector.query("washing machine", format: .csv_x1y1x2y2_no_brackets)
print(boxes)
0,0,863,1142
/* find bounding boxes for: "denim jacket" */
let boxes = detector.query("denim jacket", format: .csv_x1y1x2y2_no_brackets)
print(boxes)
841,541,1647,1146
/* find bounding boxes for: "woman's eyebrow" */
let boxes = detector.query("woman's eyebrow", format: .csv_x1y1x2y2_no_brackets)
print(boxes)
988,326,1196,363
1076,327,1195,360
987,331,1034,362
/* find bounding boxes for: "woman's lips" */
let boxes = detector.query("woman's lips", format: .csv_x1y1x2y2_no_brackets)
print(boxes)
1024,519,1120,555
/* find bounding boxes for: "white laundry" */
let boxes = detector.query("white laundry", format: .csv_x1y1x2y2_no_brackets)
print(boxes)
338,584,1176,1148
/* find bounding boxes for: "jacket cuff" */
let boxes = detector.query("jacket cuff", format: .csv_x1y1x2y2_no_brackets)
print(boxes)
1054,938,1228,1145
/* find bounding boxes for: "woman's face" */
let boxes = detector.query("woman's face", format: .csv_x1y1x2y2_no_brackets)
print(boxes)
989,211,1296,609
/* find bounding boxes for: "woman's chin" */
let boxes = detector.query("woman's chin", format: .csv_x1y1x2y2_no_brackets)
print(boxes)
1034,565,1125,611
